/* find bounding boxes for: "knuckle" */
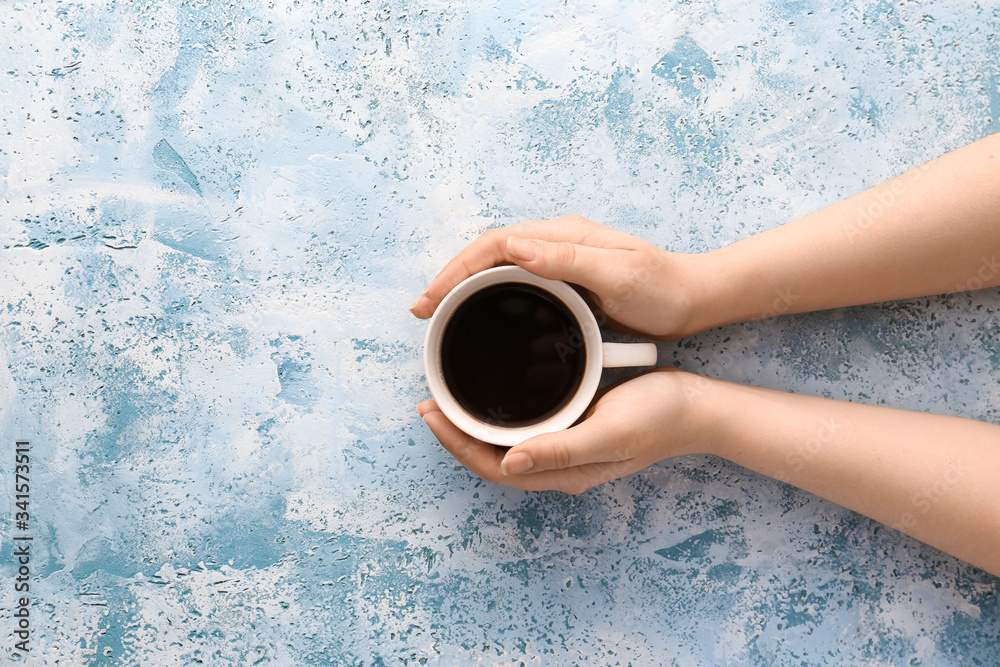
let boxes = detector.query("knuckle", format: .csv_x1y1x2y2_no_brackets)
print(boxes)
610,263,638,296
552,242,577,268
563,213,590,226
644,247,666,270
550,441,573,470
478,227,510,261
609,435,631,462
482,468,504,485
476,461,505,485
480,227,505,246
607,458,634,480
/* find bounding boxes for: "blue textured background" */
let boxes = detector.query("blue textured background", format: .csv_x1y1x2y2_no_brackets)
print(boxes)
2,1,999,664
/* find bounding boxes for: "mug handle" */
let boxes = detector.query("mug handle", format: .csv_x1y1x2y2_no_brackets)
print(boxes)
601,342,658,368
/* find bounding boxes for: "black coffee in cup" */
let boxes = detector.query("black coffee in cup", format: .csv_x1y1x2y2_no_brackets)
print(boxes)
440,283,586,427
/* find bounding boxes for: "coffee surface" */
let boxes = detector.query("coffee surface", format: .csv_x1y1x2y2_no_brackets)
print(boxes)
440,283,586,427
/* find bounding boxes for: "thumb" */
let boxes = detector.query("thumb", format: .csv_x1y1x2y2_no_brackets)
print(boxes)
500,418,616,476
505,237,635,296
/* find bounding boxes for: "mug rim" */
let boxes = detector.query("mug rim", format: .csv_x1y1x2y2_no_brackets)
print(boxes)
423,266,603,446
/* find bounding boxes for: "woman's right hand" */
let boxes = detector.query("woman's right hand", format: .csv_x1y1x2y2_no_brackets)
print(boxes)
417,368,717,495
410,215,716,340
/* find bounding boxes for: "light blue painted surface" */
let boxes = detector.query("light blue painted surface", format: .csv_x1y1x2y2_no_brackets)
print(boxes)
1,1,998,664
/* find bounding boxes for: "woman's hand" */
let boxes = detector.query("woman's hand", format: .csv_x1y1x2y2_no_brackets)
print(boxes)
410,215,716,340
416,368,715,494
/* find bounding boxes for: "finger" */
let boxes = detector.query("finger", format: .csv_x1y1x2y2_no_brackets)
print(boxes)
495,461,619,494
419,406,506,481
410,216,640,318
410,230,507,318
416,399,438,418
499,417,625,476
418,402,623,494
506,238,646,300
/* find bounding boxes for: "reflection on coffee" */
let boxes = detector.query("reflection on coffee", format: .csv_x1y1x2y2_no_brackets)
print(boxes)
440,283,586,427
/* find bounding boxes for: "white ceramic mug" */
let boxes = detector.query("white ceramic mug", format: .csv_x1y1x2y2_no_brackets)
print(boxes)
423,266,658,446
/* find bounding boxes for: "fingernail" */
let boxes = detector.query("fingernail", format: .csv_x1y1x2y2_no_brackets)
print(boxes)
411,293,435,315
501,451,533,475
507,237,537,262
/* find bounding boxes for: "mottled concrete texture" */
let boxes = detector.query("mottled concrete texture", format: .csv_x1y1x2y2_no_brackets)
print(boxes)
2,1,999,664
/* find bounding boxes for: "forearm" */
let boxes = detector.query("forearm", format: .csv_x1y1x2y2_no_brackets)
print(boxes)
695,378,1000,576
690,132,1000,331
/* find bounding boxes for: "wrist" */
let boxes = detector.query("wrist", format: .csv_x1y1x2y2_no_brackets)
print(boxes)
670,249,737,337
682,240,800,334
669,370,738,459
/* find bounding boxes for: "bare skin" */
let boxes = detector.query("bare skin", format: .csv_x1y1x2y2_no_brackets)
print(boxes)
411,132,1000,577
